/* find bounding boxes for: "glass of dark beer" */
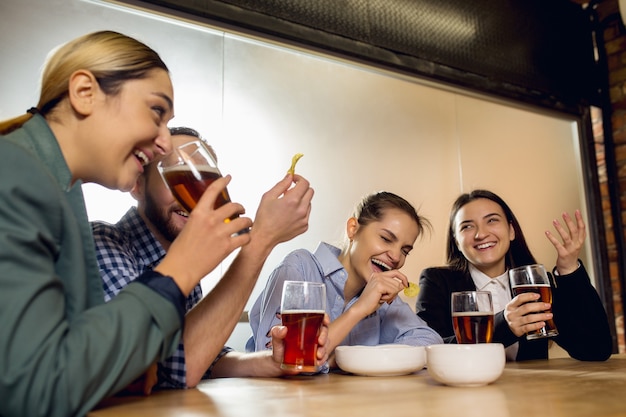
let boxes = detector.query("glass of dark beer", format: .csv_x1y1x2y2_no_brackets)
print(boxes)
157,140,249,234
280,281,326,372
509,264,559,340
451,291,494,344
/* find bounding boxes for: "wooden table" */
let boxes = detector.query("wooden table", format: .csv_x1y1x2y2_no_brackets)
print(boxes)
90,354,626,417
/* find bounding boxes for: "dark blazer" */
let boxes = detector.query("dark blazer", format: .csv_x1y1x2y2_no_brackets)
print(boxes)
416,262,613,361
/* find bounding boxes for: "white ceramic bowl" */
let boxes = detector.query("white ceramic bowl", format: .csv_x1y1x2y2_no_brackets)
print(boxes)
426,343,505,387
335,344,426,376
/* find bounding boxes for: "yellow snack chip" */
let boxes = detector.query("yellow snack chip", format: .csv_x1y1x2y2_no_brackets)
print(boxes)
403,282,419,297
287,153,304,175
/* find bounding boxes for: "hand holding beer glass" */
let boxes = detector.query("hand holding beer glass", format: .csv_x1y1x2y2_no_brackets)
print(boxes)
509,264,558,340
451,291,494,344
157,140,249,234
280,281,326,372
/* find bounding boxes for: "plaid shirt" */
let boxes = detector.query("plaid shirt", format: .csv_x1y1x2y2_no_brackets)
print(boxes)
92,207,232,388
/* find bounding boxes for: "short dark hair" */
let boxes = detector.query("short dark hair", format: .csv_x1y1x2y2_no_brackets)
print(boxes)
169,126,201,139
167,126,217,162
145,126,216,181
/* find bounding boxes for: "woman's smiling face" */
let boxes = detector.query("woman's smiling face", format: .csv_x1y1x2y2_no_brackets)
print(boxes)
348,207,419,284
79,68,174,191
453,198,515,277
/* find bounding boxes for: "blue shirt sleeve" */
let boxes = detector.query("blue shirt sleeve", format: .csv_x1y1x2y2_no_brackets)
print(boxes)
249,262,298,352
379,297,444,346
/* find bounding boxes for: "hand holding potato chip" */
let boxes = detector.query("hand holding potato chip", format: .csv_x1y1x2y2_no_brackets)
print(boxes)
288,153,304,175
403,282,419,297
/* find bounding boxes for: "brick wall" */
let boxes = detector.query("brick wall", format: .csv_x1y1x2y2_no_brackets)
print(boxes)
595,0,625,352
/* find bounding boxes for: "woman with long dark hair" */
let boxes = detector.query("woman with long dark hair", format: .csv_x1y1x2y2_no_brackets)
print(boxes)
416,189,612,361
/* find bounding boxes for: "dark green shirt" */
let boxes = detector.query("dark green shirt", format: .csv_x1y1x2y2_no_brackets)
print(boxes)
0,115,182,417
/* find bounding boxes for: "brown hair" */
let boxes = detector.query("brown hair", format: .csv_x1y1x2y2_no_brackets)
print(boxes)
352,191,431,239
0,30,168,134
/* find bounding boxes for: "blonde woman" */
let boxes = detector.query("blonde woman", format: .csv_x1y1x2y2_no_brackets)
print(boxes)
248,191,442,369
0,31,254,417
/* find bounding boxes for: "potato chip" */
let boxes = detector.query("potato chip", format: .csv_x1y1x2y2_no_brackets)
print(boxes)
288,153,304,175
403,282,419,297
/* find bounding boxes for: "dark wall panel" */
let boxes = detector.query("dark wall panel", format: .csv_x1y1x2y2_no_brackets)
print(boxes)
130,0,598,115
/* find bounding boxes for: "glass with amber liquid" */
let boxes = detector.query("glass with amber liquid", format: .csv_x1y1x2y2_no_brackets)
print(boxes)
280,281,326,372
509,264,558,340
157,140,249,234
451,291,494,344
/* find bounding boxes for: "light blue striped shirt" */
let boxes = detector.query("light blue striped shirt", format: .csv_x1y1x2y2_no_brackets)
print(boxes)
246,242,442,365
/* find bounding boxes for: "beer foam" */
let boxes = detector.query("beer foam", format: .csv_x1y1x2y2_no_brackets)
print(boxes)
451,311,494,316
281,309,325,315
163,164,220,174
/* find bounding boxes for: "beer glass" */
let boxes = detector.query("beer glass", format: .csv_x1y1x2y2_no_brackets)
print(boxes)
451,291,494,344
509,264,558,340
280,281,326,372
157,140,248,233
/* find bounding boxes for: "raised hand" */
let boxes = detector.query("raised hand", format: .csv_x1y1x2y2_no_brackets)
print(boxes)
249,174,314,250
156,175,252,295
544,209,585,275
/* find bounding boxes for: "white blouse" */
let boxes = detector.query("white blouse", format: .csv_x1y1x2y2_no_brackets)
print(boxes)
470,265,519,361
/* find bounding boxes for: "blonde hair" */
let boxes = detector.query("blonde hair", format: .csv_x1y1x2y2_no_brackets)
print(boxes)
0,30,168,134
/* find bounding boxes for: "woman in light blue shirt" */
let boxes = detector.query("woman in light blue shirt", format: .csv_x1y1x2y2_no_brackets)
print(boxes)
247,191,442,368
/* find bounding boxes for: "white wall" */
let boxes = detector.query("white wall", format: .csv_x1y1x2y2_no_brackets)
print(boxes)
1,0,590,351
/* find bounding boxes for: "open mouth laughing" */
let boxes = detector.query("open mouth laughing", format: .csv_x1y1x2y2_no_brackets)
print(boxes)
134,149,150,166
371,258,392,272
173,209,189,218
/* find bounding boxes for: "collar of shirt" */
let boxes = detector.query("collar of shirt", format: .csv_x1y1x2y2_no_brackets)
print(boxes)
469,264,511,313
314,242,345,277
313,242,364,314
469,265,519,360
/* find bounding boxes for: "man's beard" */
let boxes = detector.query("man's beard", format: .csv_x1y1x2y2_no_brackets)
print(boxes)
144,192,182,244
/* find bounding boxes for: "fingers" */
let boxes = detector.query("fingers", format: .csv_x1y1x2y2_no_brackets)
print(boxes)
269,325,287,361
269,326,300,376
550,210,586,244
384,272,409,303
285,174,314,203
504,294,553,337
574,209,587,241
270,319,330,372
158,175,253,294
195,174,231,208
263,174,297,200
545,210,585,273
193,175,247,222
188,173,253,234
388,270,409,288
265,174,312,200
509,292,539,306
287,175,315,214
251,174,314,246
317,315,330,362
361,272,406,308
